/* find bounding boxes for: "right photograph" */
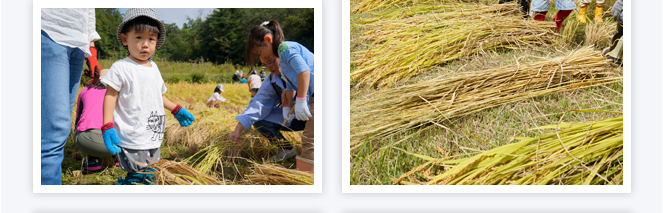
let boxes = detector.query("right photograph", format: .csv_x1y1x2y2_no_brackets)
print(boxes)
349,0,625,185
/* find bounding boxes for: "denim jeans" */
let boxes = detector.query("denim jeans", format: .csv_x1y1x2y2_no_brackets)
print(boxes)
41,30,85,185
253,119,306,149
531,0,576,12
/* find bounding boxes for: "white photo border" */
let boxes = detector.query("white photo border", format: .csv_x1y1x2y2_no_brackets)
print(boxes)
342,0,630,193
33,0,322,193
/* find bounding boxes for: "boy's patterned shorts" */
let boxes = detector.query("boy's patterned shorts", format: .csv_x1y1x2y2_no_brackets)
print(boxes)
116,147,161,173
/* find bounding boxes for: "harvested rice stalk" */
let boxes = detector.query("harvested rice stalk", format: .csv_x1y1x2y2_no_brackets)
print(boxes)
351,0,488,14
351,12,558,88
351,47,621,149
186,140,236,175
395,115,623,185
355,3,518,25
246,161,314,185
146,160,224,185
186,134,298,176
584,22,616,47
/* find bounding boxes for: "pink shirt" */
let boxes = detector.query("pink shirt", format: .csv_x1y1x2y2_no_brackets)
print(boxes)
75,86,106,132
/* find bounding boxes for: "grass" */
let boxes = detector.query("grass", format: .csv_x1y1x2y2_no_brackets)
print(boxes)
61,68,302,185
90,59,265,84
350,0,622,185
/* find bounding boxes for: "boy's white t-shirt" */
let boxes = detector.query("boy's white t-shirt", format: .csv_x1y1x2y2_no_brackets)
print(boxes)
101,57,167,150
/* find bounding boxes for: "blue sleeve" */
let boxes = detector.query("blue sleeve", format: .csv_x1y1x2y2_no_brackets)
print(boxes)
235,79,279,133
284,52,311,75
280,44,311,91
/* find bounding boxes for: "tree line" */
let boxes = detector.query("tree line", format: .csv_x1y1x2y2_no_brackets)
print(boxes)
94,8,314,67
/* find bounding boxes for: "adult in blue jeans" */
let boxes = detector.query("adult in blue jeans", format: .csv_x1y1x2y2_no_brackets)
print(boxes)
41,8,101,185
229,64,306,161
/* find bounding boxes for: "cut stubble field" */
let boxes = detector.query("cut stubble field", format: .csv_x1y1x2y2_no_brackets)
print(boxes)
350,0,622,185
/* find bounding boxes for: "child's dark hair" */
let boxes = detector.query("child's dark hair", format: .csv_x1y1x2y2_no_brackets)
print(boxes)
246,20,285,69
214,87,221,94
86,81,107,90
121,16,161,38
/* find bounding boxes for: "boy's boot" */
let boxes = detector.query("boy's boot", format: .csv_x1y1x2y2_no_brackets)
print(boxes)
533,11,547,22
296,156,314,174
554,10,573,32
594,6,604,23
578,6,588,23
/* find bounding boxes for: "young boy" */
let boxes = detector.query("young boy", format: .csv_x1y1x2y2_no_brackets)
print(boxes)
100,8,195,185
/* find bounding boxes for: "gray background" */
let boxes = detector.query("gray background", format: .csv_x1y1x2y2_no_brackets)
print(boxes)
2,0,660,212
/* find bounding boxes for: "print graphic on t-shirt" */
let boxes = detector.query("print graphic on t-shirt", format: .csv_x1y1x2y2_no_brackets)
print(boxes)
146,111,165,141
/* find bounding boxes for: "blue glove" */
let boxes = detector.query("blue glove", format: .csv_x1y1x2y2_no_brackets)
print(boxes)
172,105,195,127
101,122,121,154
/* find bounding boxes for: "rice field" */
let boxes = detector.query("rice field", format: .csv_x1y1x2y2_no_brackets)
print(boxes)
350,0,622,185
61,67,308,185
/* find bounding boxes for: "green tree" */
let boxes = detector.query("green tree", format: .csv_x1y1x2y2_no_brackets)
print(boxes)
94,8,124,59
151,8,314,65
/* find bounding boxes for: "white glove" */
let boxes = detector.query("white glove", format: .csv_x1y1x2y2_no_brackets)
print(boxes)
283,106,295,123
294,97,312,121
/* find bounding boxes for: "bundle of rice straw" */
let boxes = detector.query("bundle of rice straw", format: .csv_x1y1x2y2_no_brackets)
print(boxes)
351,4,558,88
186,141,235,175
395,114,623,185
351,0,487,14
354,3,516,25
246,162,314,185
351,47,621,149
186,135,296,177
146,160,224,185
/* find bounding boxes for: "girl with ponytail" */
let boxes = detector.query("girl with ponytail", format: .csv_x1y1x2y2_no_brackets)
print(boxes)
245,20,315,173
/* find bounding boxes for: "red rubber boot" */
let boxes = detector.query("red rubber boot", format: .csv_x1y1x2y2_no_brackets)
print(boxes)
554,10,573,31
533,11,547,21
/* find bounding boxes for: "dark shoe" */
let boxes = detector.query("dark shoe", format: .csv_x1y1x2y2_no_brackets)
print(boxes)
269,148,297,162
84,157,102,171
602,47,622,66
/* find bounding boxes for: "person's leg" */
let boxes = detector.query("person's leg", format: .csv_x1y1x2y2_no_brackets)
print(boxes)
553,10,573,31
578,0,590,23
530,0,549,21
502,0,530,18
285,119,307,132
553,0,576,31
74,130,108,171
297,97,314,173
606,23,623,53
253,120,293,149
40,30,84,185
606,36,623,62
595,0,604,7
74,129,113,157
116,148,160,185
518,0,530,18
116,168,156,185
551,0,576,30
533,11,547,21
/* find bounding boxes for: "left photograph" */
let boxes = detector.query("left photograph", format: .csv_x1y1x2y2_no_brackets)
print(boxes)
37,7,316,186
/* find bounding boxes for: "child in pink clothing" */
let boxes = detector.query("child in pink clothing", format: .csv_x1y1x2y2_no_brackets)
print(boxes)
74,69,113,171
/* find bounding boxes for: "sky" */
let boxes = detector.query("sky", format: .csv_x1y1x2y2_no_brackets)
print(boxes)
118,8,215,29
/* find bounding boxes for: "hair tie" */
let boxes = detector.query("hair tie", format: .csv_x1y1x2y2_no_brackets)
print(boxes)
260,21,270,27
